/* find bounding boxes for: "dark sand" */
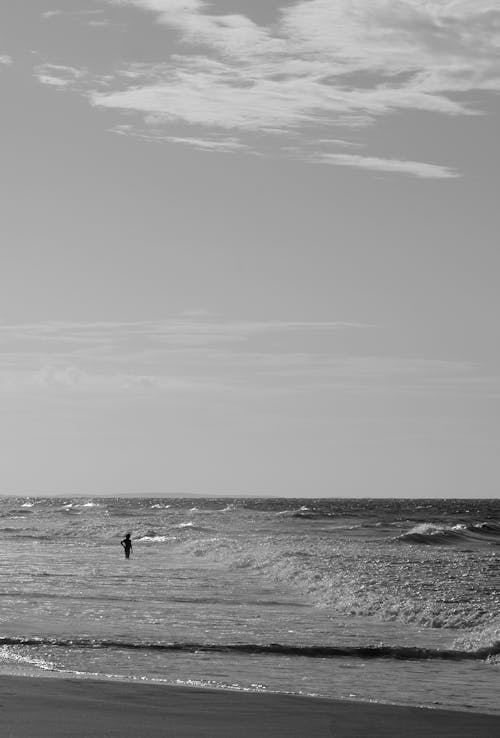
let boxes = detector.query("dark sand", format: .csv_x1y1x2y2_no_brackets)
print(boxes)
0,676,497,737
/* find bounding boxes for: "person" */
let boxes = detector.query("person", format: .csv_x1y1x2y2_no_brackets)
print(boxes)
121,532,133,559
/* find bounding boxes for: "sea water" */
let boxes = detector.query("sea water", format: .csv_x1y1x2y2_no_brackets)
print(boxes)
0,497,498,713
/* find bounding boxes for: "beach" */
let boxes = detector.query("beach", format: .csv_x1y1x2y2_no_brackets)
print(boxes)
1,675,498,737
1,497,498,717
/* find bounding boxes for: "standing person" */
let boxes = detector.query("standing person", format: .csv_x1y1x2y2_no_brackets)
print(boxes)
121,532,132,559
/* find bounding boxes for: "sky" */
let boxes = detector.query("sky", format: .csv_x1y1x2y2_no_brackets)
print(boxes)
0,0,499,497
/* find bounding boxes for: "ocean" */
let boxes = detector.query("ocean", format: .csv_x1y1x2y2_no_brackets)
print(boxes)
0,497,498,714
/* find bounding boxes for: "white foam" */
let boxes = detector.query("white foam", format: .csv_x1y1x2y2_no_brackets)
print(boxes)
453,617,500,655
404,523,449,536
0,646,56,672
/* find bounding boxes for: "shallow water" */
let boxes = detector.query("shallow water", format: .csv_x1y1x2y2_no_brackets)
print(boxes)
0,497,498,712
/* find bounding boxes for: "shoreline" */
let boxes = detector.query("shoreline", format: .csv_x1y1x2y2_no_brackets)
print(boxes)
2,667,498,716
0,675,498,737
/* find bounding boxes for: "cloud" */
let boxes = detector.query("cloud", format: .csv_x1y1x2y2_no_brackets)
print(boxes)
94,2,499,157
0,317,498,398
0,317,368,356
0,55,13,66
156,135,247,151
42,9,106,20
314,153,458,179
112,124,248,151
27,364,217,394
179,309,218,318
34,0,500,174
0,316,363,396
33,365,86,390
34,63,86,88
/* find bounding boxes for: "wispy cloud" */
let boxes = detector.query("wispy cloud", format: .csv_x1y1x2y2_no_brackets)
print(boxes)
0,316,367,392
314,153,458,179
32,0,500,176
42,9,106,20
0,316,497,398
34,63,86,88
0,55,13,66
0,317,365,342
27,364,219,394
112,124,248,152
41,10,65,19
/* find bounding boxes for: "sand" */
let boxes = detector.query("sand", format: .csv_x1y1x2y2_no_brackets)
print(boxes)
0,675,497,737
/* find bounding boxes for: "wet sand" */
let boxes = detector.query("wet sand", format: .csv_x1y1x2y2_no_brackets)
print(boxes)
0,675,497,737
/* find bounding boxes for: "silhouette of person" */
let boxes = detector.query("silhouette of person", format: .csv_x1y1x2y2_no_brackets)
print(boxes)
121,533,132,559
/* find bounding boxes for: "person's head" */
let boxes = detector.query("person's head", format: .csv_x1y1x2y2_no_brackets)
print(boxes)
125,533,131,539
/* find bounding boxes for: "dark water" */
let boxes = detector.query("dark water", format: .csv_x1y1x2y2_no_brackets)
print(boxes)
0,497,498,712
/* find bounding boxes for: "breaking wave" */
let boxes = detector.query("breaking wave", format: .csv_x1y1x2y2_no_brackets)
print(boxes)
453,618,500,662
395,522,500,546
175,531,499,629
278,506,337,520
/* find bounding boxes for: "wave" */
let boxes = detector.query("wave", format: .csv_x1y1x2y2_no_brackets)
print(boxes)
453,617,500,660
395,522,500,546
59,502,100,511
176,532,498,629
135,521,207,537
2,636,498,661
277,506,337,520
473,522,500,533
0,509,33,518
